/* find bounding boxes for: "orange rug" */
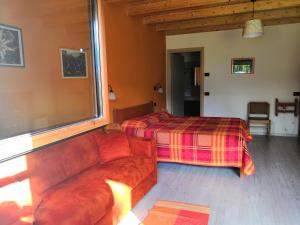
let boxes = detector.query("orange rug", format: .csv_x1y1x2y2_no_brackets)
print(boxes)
142,200,210,225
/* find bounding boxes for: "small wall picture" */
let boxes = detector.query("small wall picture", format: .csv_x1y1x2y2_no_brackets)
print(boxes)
231,58,254,74
0,24,25,67
60,48,88,78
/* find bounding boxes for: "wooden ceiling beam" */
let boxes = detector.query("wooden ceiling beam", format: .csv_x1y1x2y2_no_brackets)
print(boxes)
144,0,300,24
157,7,300,31
166,24,243,35
128,0,247,16
166,17,300,35
104,0,122,2
105,0,141,3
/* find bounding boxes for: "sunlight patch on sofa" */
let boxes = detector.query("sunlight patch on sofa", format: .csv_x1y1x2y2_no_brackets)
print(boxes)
118,211,142,225
105,179,133,224
0,155,32,207
20,215,34,224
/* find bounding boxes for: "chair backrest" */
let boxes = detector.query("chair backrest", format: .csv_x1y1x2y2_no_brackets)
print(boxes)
248,102,270,119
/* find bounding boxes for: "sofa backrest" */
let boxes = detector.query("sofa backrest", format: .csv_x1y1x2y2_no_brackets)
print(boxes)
26,131,99,199
92,130,132,164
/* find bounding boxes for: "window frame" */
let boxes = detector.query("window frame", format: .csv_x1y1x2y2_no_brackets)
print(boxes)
0,0,109,163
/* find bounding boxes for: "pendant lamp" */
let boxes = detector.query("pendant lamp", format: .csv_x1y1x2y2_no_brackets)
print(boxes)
243,0,263,38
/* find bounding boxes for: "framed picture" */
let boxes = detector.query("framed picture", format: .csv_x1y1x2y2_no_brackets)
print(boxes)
231,58,255,75
60,48,88,78
0,24,25,67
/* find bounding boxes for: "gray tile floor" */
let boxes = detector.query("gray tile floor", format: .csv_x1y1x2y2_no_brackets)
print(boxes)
132,136,300,225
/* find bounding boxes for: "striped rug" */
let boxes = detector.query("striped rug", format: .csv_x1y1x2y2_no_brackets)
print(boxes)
142,200,210,225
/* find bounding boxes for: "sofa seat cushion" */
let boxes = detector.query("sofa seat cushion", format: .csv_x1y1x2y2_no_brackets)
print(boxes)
82,156,155,189
34,178,113,225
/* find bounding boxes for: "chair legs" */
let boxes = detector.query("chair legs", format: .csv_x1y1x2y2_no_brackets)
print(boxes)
248,121,271,136
267,122,271,136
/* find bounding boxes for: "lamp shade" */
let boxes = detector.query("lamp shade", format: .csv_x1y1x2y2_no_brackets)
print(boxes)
108,85,117,101
157,87,163,94
243,19,263,38
108,91,117,101
154,83,163,94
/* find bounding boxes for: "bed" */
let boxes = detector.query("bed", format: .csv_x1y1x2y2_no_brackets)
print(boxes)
114,102,255,176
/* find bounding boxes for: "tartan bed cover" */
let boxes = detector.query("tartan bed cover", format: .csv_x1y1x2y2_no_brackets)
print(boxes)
122,116,255,176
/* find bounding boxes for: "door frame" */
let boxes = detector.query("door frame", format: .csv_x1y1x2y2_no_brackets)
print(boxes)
166,47,204,116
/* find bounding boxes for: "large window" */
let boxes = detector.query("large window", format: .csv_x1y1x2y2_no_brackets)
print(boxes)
0,0,108,161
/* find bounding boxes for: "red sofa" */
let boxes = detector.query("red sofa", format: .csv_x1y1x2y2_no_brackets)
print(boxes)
0,130,157,225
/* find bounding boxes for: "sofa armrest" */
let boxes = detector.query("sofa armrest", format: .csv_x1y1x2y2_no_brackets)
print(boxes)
128,137,157,161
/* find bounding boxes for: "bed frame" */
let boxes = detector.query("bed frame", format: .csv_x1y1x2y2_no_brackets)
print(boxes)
113,101,154,124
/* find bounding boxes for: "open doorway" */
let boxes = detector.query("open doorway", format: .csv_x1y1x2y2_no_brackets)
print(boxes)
167,48,204,117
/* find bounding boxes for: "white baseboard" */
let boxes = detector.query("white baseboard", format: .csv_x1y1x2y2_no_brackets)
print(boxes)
251,131,297,137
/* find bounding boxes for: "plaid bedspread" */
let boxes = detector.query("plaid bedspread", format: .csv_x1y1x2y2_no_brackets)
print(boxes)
122,116,255,176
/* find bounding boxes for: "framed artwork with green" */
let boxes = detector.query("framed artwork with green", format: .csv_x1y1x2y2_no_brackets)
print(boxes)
231,58,254,75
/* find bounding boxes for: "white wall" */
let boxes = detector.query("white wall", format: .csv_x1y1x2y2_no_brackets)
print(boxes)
166,23,300,136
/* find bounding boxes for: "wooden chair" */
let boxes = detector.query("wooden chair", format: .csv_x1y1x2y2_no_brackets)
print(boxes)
247,102,271,136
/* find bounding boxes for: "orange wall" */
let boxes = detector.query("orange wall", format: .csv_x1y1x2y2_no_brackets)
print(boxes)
0,0,95,138
102,2,166,121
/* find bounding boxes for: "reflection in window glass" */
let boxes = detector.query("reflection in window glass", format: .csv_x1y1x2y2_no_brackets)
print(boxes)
0,0,99,139
231,58,254,74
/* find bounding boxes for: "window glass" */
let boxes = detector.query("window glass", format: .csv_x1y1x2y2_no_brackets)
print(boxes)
0,0,100,140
